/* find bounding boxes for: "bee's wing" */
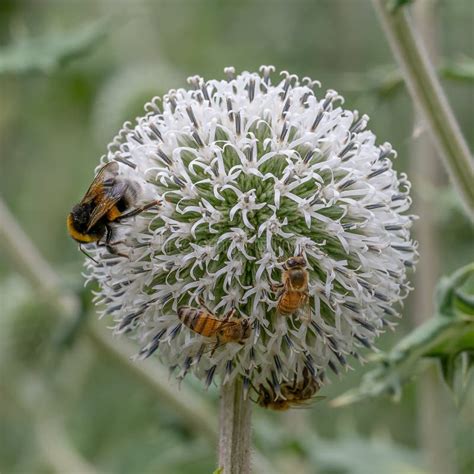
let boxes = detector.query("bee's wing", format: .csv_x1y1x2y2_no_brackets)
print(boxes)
199,320,240,355
218,320,239,329
215,319,244,336
81,162,119,205
295,295,312,323
86,181,128,232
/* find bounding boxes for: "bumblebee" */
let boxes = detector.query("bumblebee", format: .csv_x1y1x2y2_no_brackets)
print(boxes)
257,369,323,410
272,254,310,318
67,161,160,258
178,298,251,353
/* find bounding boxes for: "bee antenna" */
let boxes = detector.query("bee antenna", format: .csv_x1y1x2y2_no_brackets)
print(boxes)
79,245,98,264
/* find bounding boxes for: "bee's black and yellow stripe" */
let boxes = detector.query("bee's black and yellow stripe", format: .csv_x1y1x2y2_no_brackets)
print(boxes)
67,214,99,243
178,307,222,337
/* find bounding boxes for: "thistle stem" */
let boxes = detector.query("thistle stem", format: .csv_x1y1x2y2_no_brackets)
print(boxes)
372,0,474,215
218,379,252,474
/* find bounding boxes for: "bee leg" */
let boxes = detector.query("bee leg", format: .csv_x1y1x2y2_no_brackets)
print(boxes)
104,225,129,258
270,282,284,293
197,296,213,314
210,337,221,357
79,244,98,264
117,199,161,221
222,308,236,323
271,285,285,300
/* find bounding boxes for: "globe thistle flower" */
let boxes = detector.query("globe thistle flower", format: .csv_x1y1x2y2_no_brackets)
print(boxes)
85,66,416,401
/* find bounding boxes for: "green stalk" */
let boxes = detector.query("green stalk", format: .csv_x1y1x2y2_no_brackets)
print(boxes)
372,0,474,216
218,379,252,474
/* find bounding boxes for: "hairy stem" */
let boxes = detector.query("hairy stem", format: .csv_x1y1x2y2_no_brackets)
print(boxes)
218,379,252,474
410,4,455,472
372,0,474,215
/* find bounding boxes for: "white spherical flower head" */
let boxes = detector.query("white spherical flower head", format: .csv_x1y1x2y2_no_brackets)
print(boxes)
86,67,416,399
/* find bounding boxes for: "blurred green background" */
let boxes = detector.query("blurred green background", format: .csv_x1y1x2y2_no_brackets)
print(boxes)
0,1,473,473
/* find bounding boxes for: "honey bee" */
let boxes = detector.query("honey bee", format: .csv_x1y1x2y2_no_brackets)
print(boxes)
67,161,160,259
257,369,323,410
272,254,310,318
177,298,251,353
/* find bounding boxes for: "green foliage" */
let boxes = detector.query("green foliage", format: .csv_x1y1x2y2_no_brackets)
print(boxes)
388,0,414,13
306,432,424,474
441,56,474,82
254,419,425,474
0,20,107,75
344,57,474,101
333,263,474,406
0,276,61,369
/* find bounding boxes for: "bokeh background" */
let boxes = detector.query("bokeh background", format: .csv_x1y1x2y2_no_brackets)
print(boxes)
1,1,473,473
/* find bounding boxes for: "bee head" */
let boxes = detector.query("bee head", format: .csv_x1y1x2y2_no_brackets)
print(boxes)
69,203,91,229
285,255,306,269
67,203,103,243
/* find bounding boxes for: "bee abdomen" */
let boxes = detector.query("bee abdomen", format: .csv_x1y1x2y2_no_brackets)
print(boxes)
178,307,219,337
178,307,201,330
197,317,220,337
278,292,303,315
